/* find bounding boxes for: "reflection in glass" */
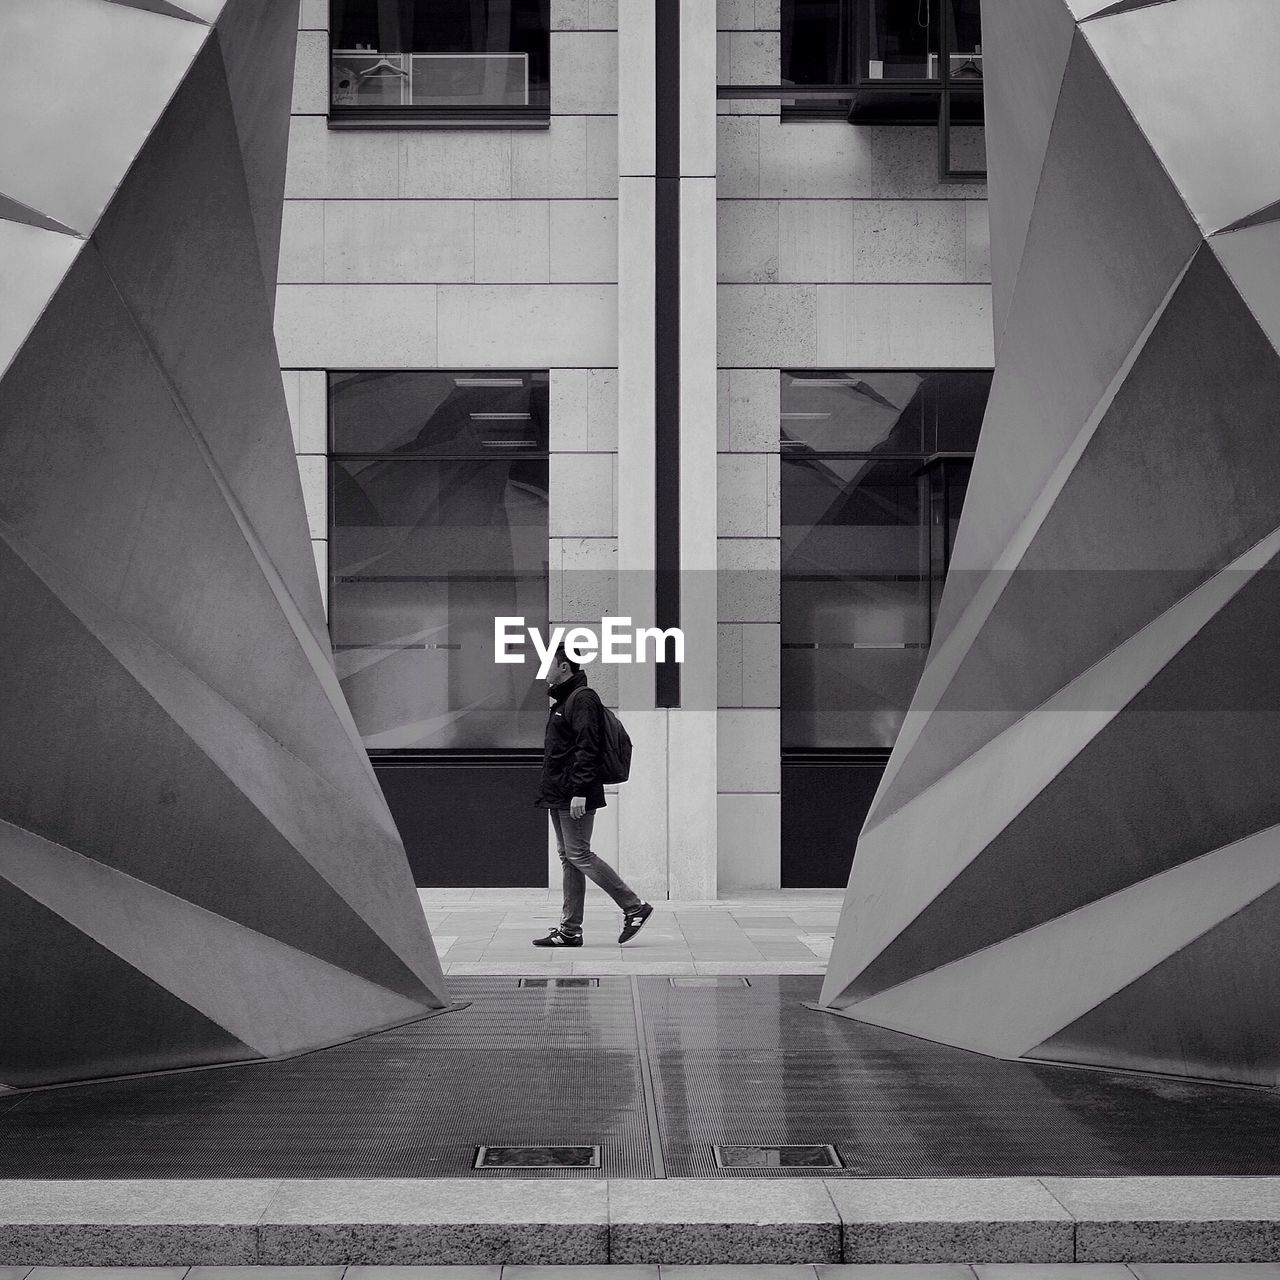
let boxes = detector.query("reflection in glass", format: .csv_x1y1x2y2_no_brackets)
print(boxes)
329,373,549,751
865,0,982,81
330,0,550,113
780,369,992,749
331,370,548,456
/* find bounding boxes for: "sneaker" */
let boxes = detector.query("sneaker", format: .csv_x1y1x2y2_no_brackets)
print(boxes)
618,902,653,943
532,928,583,947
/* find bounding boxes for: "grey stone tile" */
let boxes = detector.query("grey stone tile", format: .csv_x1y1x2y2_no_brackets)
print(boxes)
608,1179,840,1264
259,1179,607,1265
28,1271,186,1280
1043,1179,1280,1262
190,1271,342,1280
0,1271,29,1280
665,1268,819,1280
506,1269,657,1280
818,1268,975,1280
976,1270,1132,1280
1131,1269,1280,1280
348,1269,500,1280
828,1180,1073,1264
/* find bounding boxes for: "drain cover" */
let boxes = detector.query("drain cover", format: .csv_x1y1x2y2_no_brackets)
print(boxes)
475,1145,601,1169
669,976,751,988
714,1144,842,1169
517,977,600,988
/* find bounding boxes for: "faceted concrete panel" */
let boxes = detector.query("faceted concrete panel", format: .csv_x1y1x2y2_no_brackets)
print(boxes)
1213,221,1280,353
877,246,1280,821
1083,0,1280,234
0,222,81,382
978,0,1077,347
1032,868,1280,1086
938,30,1200,639
825,0,1280,1087
0,0,447,1088
0,0,205,234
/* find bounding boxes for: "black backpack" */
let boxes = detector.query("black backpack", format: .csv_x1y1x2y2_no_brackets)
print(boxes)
566,687,633,784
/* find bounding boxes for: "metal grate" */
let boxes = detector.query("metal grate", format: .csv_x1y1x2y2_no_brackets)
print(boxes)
669,976,751,988
476,1145,601,1168
517,977,600,988
715,1143,842,1170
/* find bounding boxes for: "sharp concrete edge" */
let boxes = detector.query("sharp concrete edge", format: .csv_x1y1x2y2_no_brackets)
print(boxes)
0,1178,1279,1265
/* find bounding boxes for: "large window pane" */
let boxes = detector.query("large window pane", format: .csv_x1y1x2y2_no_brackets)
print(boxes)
330,0,550,113
331,370,549,456
782,458,928,747
780,368,992,749
329,372,549,750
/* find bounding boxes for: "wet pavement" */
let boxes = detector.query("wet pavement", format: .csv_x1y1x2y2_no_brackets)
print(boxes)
2,977,1279,1180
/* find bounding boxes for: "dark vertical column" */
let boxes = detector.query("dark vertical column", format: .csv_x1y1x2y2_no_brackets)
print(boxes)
654,0,681,708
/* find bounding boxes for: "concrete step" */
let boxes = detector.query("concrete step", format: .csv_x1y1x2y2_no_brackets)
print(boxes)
2,1178,1279,1266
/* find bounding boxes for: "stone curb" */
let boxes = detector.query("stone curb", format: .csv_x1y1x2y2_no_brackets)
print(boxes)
0,1179,1278,1266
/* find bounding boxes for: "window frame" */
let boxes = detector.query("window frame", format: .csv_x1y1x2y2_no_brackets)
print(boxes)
327,1,552,130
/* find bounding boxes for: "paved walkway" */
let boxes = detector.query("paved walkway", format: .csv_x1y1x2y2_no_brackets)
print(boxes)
419,889,843,974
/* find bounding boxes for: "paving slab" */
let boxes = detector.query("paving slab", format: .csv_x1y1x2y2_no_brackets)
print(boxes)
346,1269,501,1279
503,1268,658,1279
664,1267,820,1279
1130,1268,1280,1280
0,1182,279,1266
258,1180,609,1266
827,1180,1074,1264
817,1268,977,1280
1042,1179,1280,1263
25,1272,187,1280
974,1269,1134,1280
188,1271,343,1280
607,1180,841,1264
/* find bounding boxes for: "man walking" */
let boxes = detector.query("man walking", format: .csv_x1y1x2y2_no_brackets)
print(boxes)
533,645,653,947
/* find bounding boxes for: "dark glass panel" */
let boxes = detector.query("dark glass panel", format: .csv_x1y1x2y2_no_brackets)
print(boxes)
781,0,850,86
781,457,929,747
330,370,549,456
330,0,550,111
781,371,927,454
865,0,937,82
923,369,992,452
330,454,548,750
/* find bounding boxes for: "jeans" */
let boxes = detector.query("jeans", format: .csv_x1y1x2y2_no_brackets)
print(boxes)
550,808,642,936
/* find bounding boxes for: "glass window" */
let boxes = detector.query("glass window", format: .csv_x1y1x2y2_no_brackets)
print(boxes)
778,0,983,129
329,371,549,750
780,369,991,749
330,0,550,121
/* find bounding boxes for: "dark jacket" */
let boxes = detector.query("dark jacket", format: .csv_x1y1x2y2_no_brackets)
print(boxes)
536,670,607,811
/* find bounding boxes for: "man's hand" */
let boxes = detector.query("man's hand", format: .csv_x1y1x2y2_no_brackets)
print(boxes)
569,795,587,820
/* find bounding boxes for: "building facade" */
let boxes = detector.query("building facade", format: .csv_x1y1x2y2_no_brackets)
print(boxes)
277,0,995,899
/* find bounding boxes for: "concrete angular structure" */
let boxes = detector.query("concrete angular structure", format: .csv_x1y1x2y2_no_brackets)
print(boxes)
0,0,448,1090
820,0,1280,1087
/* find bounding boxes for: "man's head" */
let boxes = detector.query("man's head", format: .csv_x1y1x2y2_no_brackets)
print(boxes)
546,643,580,691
